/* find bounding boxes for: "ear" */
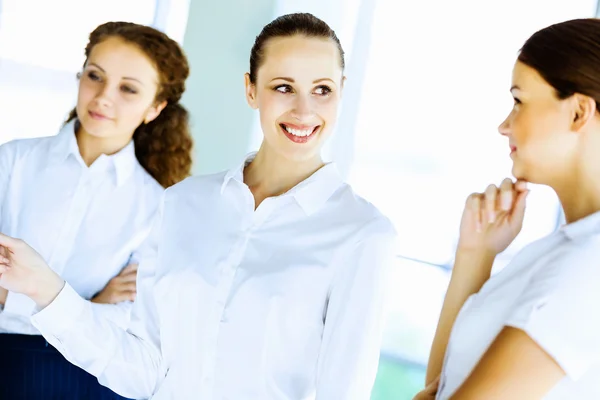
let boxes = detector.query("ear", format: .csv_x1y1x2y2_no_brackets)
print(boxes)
340,75,347,94
571,94,596,132
144,100,168,124
245,73,258,110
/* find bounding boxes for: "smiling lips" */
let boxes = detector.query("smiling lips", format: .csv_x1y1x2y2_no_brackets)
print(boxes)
280,123,320,144
89,110,111,121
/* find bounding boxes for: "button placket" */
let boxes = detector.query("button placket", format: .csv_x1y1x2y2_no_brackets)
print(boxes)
201,236,249,395
47,172,93,275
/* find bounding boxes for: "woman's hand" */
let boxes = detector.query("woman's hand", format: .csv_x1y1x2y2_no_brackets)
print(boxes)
92,263,138,304
0,233,64,308
457,178,529,257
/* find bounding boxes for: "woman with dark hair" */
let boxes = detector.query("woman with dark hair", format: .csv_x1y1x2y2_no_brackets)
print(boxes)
414,18,600,400
0,13,395,400
0,21,193,399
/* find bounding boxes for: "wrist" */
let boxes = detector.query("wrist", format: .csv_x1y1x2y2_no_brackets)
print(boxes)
455,246,497,262
90,293,105,304
452,247,496,281
30,271,65,309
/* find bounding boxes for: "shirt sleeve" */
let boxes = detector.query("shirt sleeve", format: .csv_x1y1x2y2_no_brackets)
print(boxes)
0,140,18,223
89,301,132,330
31,193,167,399
315,217,397,400
505,238,600,380
3,288,132,330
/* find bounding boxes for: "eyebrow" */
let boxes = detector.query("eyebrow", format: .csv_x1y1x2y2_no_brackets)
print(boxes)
88,63,144,85
270,77,335,84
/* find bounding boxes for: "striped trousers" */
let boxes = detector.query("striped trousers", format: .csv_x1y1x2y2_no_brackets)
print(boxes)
0,333,133,400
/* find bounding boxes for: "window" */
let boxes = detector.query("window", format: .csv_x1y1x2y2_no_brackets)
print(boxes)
346,0,599,398
0,0,189,145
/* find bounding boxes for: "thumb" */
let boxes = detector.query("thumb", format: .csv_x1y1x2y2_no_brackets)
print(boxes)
510,189,529,224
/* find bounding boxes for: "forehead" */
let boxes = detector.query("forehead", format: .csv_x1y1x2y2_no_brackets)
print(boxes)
512,60,556,97
258,35,342,82
88,36,159,82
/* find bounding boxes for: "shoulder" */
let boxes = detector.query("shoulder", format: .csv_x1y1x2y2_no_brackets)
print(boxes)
0,136,52,163
159,171,228,212
533,232,600,285
505,230,600,381
506,228,600,327
164,171,227,199
332,183,397,241
134,166,166,198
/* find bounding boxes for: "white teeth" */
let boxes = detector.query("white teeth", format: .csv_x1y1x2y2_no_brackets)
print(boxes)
283,125,314,137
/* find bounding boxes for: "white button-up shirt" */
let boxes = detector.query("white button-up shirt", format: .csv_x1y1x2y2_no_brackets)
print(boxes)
437,211,600,399
0,121,163,333
31,154,397,400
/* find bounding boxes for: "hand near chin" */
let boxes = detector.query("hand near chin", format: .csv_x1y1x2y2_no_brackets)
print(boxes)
457,177,529,257
0,233,64,308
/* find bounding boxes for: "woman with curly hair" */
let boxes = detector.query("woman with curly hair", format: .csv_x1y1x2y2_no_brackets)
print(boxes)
0,21,193,399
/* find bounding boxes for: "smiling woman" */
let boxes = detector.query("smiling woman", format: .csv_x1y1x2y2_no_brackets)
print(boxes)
245,14,345,165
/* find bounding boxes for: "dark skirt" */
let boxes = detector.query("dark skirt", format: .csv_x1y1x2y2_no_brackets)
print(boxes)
0,333,132,400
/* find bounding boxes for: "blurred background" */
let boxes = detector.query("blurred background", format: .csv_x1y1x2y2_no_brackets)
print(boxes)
1,0,597,398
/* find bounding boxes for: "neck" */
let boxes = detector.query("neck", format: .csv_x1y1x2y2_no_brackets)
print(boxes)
554,162,600,224
76,124,133,167
244,142,325,208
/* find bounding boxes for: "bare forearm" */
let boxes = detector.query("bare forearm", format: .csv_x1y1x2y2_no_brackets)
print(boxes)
426,248,495,384
30,272,65,309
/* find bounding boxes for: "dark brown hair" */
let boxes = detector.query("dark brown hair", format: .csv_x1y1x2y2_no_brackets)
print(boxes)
66,21,193,188
248,13,345,84
519,18,600,110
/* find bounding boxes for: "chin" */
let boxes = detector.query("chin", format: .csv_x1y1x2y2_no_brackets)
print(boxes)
511,169,528,182
512,166,543,185
283,148,321,163
79,118,116,139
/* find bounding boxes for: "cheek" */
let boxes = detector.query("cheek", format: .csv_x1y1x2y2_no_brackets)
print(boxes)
258,94,287,125
518,108,564,143
316,97,340,123
119,101,150,125
259,92,289,112
77,83,96,105
512,108,545,143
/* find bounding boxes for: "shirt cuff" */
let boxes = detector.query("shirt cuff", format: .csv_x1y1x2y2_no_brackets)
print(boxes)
3,291,36,316
31,283,88,338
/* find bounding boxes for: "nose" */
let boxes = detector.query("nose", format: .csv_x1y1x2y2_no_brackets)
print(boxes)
498,113,511,137
291,94,314,120
94,83,115,108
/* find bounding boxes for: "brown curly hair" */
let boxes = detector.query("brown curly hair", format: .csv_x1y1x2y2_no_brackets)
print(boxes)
66,21,193,188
